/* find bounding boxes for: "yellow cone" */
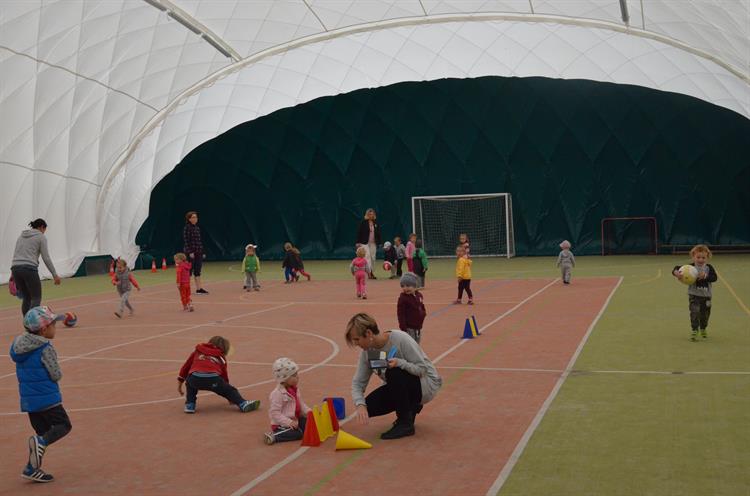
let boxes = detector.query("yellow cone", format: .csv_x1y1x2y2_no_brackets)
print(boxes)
318,402,335,441
335,429,372,450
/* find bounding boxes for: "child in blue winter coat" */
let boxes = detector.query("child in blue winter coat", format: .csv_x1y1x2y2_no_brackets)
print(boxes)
10,306,72,483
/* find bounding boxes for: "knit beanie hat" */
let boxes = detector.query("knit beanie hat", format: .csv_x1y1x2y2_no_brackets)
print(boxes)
559,240,571,250
272,357,299,383
383,241,392,249
400,272,418,288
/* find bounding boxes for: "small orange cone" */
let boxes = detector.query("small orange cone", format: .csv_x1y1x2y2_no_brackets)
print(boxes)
301,410,320,447
151,260,157,273
335,430,372,450
109,260,115,276
326,398,339,432
161,258,167,271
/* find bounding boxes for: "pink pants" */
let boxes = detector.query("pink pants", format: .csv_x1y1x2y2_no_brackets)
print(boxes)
355,272,367,296
406,258,414,272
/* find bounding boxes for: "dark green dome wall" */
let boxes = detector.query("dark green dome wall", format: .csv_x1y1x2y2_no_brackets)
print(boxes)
136,76,750,260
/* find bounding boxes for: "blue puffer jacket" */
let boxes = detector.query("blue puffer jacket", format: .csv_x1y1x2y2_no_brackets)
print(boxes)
9,333,62,412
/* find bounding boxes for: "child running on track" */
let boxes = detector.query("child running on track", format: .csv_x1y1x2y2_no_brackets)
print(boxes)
112,258,140,318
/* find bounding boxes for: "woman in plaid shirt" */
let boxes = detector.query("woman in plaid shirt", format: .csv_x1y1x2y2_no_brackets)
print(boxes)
183,211,208,294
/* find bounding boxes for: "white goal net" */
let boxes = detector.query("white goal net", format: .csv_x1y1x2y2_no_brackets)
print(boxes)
411,193,515,258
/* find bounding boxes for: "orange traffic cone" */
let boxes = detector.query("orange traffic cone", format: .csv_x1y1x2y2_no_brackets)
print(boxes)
109,260,115,276
151,259,157,273
161,258,167,271
301,410,321,447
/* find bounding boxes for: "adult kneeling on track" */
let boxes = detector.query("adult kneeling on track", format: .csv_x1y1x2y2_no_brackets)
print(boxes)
10,219,61,317
346,312,442,439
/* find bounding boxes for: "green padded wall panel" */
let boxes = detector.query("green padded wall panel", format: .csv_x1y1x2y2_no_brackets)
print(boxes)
136,77,750,260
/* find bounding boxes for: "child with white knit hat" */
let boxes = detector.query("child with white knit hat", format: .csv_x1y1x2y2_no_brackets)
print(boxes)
264,357,312,445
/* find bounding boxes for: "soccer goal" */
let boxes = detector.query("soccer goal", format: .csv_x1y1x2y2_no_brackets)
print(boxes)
411,193,515,258
601,217,658,255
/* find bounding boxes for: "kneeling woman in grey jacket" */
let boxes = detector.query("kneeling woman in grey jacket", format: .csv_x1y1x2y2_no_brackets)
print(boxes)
346,312,442,440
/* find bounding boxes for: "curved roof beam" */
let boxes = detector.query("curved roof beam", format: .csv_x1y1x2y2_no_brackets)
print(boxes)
97,11,750,235
142,0,242,61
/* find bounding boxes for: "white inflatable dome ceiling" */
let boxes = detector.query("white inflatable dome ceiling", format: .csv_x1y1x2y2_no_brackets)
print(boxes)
1,0,748,282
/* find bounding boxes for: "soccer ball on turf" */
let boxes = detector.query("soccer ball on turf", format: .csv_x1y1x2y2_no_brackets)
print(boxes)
678,265,698,285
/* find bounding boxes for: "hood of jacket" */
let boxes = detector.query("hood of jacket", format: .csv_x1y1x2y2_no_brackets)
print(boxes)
20,229,43,240
195,342,224,358
10,333,49,363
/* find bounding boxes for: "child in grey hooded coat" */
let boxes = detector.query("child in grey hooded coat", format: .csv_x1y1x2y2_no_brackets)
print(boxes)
557,240,575,284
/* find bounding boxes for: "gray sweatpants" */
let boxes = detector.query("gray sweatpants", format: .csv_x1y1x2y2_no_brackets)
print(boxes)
560,264,573,284
405,328,422,344
244,271,259,289
118,290,133,313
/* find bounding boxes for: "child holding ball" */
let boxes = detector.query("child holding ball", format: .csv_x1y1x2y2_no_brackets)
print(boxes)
672,244,718,341
264,357,312,445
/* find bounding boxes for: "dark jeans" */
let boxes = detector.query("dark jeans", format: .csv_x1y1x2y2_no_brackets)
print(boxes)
271,415,307,443
689,295,711,330
366,368,422,423
11,265,42,317
186,374,245,406
28,405,72,445
190,255,203,277
458,279,473,299
396,259,404,276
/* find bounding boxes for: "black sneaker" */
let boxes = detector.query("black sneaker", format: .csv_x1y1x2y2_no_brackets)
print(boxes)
22,464,54,483
380,419,415,440
196,288,209,294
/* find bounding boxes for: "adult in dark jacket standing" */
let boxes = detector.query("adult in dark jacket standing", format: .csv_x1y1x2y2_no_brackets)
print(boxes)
10,219,61,316
355,208,381,279
183,211,208,294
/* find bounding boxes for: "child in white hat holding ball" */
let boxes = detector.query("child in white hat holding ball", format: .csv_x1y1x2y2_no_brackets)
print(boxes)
264,358,312,445
672,244,718,341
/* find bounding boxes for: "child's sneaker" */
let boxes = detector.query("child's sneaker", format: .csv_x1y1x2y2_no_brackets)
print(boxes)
21,464,54,483
114,311,122,319
188,305,194,312
453,300,461,305
701,329,708,339
240,399,260,412
467,299,474,305
28,435,47,469
690,330,698,341
255,287,260,291
362,295,367,300
306,274,311,281
184,402,196,414
263,432,276,445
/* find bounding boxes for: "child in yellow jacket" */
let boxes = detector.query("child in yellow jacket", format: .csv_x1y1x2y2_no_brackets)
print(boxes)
454,245,473,305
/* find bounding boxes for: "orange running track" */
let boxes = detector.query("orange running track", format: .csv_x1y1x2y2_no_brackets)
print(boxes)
0,275,620,495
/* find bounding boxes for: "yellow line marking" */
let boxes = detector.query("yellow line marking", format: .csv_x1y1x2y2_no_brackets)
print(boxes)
623,268,662,287
718,273,750,317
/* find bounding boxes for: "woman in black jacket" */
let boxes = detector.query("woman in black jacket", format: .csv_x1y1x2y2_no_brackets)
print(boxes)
183,211,208,294
355,209,381,279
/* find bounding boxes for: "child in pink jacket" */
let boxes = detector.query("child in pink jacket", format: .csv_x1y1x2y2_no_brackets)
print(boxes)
264,357,311,445
405,233,417,273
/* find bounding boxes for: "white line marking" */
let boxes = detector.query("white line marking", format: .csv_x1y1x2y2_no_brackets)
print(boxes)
0,321,338,416
484,276,624,496
0,303,293,381
229,278,558,496
432,278,559,364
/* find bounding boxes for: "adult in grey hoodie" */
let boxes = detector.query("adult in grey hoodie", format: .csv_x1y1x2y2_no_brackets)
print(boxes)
346,313,442,440
10,219,61,316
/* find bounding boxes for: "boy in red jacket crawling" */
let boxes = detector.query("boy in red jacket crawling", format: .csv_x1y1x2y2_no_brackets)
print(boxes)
177,336,261,414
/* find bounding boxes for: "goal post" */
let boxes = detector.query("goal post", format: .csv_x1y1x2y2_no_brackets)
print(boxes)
411,193,515,258
601,216,658,255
